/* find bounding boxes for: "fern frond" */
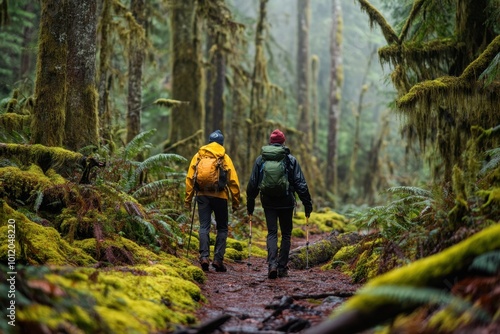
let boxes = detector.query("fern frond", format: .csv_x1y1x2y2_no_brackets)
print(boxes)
132,179,177,198
33,190,44,212
386,186,432,198
134,153,187,177
480,147,500,176
362,285,491,322
122,129,157,160
155,219,183,244
131,216,156,236
176,213,189,225
469,251,500,274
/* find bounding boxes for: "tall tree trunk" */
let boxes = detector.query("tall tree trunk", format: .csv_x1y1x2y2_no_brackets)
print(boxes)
204,32,225,134
311,55,319,154
31,0,68,147
248,0,270,166
204,34,214,134
126,0,146,144
346,48,375,200
326,0,343,204
229,66,247,180
64,0,99,151
97,0,113,148
296,0,310,147
211,35,225,133
363,111,390,205
168,0,204,156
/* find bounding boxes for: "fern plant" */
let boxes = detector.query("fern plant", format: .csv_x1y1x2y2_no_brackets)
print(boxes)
348,186,434,240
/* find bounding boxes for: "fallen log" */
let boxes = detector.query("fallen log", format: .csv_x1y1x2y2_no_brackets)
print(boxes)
289,232,363,269
304,224,500,334
273,291,355,300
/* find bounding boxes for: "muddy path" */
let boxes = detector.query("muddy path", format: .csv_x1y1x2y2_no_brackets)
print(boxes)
181,235,361,333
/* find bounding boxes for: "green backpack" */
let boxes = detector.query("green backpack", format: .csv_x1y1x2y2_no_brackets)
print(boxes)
259,145,289,197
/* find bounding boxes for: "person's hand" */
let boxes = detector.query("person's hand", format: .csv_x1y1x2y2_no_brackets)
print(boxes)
305,207,312,218
184,202,191,212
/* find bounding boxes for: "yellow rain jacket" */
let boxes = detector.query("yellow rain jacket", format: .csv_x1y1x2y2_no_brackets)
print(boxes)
185,142,240,209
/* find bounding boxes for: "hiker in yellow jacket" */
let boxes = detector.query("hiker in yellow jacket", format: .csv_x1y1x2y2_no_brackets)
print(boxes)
185,130,241,272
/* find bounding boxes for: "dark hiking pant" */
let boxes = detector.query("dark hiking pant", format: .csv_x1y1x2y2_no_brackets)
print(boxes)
264,207,293,270
197,196,228,263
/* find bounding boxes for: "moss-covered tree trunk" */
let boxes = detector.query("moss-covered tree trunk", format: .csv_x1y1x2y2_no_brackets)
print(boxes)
359,0,499,184
167,0,204,156
229,67,248,182
296,0,310,148
211,36,225,133
126,0,145,144
248,0,270,166
311,55,319,153
204,32,225,134
326,0,343,203
64,0,99,151
97,0,113,148
346,49,375,200
31,0,68,147
453,0,496,76
363,111,390,205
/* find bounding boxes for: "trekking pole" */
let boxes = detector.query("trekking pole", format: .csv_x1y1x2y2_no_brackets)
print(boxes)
247,214,252,267
305,216,310,269
186,192,198,259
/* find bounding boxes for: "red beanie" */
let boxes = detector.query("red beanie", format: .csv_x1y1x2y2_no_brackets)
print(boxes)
269,129,285,144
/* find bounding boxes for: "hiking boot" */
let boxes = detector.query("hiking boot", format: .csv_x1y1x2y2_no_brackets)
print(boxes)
200,258,209,272
268,266,278,279
277,268,289,278
212,260,227,272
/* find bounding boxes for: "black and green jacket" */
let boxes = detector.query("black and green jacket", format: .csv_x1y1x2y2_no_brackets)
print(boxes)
246,144,312,215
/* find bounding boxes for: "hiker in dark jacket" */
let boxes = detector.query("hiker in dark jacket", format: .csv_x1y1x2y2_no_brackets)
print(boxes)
185,130,241,273
246,129,313,279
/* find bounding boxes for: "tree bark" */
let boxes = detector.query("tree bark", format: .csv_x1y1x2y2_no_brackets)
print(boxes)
97,0,113,148
204,33,226,134
325,0,343,203
311,55,319,153
167,0,204,156
65,0,99,151
248,0,270,165
126,0,146,144
345,48,375,200
31,0,68,147
296,0,310,147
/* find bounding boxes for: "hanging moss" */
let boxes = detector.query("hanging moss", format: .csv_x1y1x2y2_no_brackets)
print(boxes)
357,0,398,44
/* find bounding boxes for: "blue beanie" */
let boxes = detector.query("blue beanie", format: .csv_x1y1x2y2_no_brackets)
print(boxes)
208,130,224,145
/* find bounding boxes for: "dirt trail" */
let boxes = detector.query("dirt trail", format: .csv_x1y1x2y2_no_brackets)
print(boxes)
184,235,361,333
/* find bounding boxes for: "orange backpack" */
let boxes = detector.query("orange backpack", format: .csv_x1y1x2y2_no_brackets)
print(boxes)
194,155,228,192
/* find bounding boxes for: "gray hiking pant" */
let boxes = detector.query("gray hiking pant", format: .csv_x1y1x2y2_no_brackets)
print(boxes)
197,195,228,263
264,207,293,270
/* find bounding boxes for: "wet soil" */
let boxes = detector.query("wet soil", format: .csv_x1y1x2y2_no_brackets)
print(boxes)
190,235,361,333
